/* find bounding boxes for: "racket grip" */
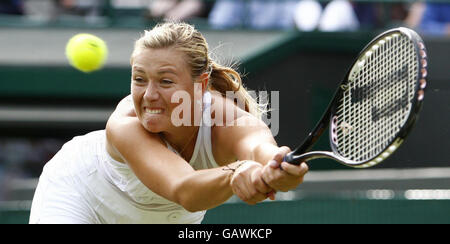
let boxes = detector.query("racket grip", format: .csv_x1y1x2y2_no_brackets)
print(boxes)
283,152,300,165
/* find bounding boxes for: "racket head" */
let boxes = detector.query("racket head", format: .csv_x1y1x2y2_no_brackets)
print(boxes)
328,27,428,168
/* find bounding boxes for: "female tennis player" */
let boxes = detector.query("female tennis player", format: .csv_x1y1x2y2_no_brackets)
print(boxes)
29,22,308,224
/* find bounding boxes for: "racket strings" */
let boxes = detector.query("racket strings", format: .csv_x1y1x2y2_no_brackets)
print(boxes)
355,38,413,159
334,32,418,162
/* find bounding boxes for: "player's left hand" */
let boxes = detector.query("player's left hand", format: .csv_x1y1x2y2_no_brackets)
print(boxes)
261,146,309,192
230,161,274,205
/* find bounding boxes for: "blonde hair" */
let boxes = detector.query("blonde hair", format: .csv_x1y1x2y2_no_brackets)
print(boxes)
131,22,266,119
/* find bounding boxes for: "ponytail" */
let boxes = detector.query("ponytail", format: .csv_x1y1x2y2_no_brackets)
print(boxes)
209,61,267,119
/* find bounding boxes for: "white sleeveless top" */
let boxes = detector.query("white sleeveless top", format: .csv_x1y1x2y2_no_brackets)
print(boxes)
96,91,220,223
30,92,220,224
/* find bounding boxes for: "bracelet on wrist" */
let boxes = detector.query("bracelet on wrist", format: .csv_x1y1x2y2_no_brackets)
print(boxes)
223,161,247,175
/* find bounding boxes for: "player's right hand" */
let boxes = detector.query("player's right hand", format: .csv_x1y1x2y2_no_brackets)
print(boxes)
261,146,309,192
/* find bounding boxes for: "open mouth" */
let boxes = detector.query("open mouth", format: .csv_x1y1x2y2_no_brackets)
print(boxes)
145,108,164,114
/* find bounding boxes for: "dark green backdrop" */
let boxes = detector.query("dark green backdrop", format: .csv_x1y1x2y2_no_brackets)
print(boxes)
1,31,449,224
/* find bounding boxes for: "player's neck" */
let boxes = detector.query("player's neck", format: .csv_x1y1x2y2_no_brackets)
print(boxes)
162,125,199,156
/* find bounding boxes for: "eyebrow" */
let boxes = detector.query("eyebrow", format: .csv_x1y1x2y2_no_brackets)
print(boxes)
132,66,178,76
132,66,145,74
157,67,178,76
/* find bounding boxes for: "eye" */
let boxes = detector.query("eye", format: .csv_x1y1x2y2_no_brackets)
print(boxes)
161,79,174,85
133,76,145,83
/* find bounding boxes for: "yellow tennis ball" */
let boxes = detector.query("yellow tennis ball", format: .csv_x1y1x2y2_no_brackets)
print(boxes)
65,33,108,73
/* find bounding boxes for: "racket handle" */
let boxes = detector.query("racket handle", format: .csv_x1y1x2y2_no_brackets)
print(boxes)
283,152,300,165
285,151,339,165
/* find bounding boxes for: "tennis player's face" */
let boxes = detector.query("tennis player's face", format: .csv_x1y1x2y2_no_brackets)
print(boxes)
131,48,195,133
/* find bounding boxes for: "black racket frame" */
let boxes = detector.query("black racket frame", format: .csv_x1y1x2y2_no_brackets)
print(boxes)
285,27,428,168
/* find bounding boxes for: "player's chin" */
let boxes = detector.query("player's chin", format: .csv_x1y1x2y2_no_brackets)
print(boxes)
142,119,166,133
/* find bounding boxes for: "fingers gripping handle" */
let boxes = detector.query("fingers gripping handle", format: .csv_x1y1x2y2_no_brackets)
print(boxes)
283,152,299,165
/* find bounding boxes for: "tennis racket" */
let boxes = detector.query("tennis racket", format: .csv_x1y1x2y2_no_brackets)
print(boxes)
284,27,428,168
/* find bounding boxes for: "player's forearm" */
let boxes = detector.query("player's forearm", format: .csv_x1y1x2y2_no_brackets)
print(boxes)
251,142,281,165
174,162,241,212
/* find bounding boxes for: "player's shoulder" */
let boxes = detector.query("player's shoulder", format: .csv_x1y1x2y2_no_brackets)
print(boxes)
106,113,163,159
115,94,136,117
209,91,262,127
211,97,266,141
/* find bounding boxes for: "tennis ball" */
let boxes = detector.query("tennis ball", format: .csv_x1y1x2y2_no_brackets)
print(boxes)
65,33,108,73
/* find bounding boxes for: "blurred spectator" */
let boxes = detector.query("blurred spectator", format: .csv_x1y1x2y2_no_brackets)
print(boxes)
388,2,408,24
209,0,297,30
0,138,63,178
293,0,408,32
147,0,213,22
352,2,378,29
54,0,105,17
0,0,24,15
405,2,450,36
404,2,425,29
0,137,64,200
294,0,359,32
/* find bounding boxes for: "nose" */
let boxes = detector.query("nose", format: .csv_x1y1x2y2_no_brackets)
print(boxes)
143,81,160,101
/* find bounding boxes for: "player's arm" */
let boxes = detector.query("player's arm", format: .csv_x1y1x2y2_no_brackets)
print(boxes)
105,96,266,212
213,97,308,193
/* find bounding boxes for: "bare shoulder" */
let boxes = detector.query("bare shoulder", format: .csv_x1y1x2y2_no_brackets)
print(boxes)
107,95,139,133
107,95,138,141
209,92,272,164
106,95,163,162
113,94,136,118
209,92,265,128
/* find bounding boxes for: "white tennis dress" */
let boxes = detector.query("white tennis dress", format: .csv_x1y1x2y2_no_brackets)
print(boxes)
29,92,220,224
